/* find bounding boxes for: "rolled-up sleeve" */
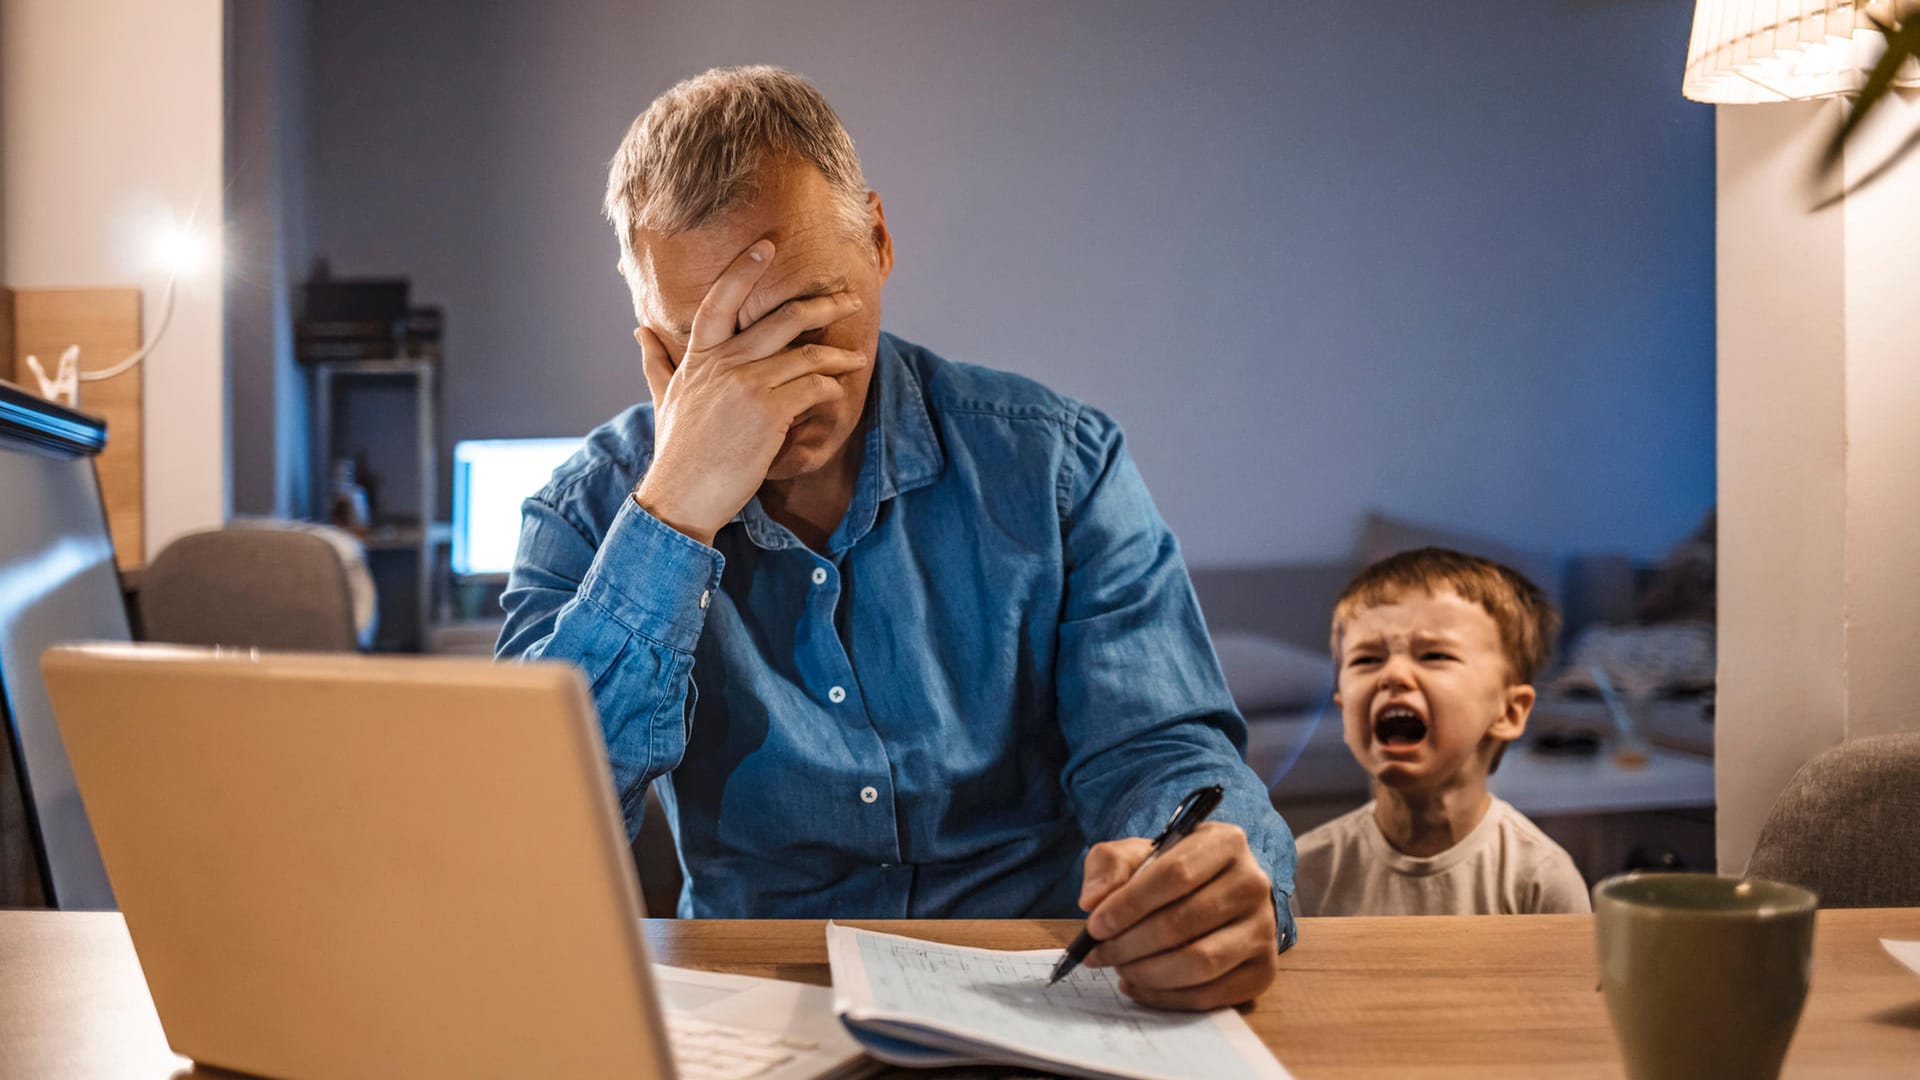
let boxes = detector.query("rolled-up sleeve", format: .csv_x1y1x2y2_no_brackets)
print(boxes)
497,490,722,834
1052,405,1298,948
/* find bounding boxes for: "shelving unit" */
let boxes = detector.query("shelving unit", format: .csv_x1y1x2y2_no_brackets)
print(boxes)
307,357,444,650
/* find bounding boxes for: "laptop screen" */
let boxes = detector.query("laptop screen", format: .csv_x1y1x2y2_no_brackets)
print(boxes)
0,382,124,908
451,438,580,578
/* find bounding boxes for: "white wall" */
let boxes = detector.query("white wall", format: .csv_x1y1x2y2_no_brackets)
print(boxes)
1715,91,1920,873
0,0,227,558
1713,100,1849,875
299,0,1716,567
1838,90,1920,742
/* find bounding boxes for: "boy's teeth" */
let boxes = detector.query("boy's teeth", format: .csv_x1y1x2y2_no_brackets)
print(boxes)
1375,706,1428,746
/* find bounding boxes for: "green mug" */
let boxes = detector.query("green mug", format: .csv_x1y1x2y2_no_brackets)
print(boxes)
1593,873,1817,1080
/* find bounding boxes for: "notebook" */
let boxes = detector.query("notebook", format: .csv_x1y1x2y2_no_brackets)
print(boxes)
825,923,1292,1080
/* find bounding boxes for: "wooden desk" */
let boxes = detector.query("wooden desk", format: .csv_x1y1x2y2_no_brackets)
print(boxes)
3,909,1917,1077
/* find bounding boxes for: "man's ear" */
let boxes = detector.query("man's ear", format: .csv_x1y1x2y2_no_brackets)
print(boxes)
1490,683,1536,743
868,191,894,282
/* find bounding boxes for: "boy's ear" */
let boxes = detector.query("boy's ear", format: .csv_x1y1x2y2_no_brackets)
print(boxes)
1489,684,1536,743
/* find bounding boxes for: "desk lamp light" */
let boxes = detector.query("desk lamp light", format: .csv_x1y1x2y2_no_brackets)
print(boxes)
22,218,210,409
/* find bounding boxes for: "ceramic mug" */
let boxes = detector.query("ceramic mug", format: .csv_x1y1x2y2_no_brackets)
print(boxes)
1593,872,1817,1080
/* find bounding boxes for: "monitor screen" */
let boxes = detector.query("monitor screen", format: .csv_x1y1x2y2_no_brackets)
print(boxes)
0,383,124,908
451,438,581,577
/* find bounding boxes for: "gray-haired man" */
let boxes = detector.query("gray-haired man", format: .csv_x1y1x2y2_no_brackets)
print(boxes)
498,66,1296,1010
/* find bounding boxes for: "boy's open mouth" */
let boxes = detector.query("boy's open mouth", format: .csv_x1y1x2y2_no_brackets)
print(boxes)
1373,704,1428,748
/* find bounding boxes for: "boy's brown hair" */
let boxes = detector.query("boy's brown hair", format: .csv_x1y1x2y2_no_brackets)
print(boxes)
1330,547,1561,684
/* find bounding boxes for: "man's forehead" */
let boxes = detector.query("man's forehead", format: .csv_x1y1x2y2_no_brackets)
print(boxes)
643,230,848,337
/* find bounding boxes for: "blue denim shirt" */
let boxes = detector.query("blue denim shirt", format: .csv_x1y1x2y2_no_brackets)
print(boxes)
498,333,1295,935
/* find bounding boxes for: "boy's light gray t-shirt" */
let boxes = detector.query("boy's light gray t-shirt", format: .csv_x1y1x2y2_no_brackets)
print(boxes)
1291,797,1591,916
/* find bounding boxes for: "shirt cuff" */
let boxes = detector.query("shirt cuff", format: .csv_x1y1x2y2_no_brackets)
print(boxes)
577,495,725,654
1274,887,1298,953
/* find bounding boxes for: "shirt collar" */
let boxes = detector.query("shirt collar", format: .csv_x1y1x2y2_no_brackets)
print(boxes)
870,331,945,502
736,331,944,553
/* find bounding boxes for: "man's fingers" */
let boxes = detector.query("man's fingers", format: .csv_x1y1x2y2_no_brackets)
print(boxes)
1088,865,1268,968
1087,824,1243,939
724,291,863,363
686,239,774,354
1119,953,1278,1012
636,325,675,406
749,344,867,390
1080,839,1153,912
765,370,847,424
1116,910,1274,992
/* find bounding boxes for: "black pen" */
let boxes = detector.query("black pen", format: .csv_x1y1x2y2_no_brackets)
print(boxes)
1047,784,1226,986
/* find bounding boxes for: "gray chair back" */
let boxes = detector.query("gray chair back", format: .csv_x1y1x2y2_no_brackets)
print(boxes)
1747,734,1920,907
141,528,359,652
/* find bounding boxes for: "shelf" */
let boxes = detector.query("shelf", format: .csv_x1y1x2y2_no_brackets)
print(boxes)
303,357,438,377
356,520,452,551
309,354,441,651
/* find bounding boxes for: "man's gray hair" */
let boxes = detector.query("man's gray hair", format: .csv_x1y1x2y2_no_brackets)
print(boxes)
604,66,870,315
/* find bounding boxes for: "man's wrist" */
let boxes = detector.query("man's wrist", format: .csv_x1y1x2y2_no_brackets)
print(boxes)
632,481,718,548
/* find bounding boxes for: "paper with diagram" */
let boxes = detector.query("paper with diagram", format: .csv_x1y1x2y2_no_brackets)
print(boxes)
825,922,1291,1080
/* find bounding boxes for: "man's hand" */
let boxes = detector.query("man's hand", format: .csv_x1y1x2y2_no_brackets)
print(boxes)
633,238,867,545
1079,822,1279,1010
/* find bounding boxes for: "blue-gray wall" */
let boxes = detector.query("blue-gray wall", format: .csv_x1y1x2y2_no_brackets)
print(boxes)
303,0,1715,566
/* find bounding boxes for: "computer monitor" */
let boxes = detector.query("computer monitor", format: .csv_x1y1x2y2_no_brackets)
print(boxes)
451,437,580,578
0,381,126,908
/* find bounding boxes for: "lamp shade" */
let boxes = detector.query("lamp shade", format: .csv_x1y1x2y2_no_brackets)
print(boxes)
1684,0,1920,103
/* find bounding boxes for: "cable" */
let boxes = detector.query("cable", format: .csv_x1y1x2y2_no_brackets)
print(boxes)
77,272,178,383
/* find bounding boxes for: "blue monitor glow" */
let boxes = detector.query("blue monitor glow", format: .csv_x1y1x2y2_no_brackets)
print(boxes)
451,438,581,578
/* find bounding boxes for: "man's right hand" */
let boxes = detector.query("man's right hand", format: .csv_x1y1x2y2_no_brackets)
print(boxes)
632,239,866,546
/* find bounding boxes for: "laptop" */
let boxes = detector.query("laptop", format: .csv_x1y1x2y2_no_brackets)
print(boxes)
39,643,869,1079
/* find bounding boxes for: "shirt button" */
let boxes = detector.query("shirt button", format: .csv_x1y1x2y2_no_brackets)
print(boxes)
828,685,847,704
699,590,710,609
811,566,828,586
860,786,878,804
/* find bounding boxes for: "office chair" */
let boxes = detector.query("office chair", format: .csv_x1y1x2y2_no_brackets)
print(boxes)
140,526,366,652
1747,733,1920,907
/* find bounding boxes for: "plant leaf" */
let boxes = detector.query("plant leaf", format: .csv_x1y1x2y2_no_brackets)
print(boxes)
1819,16,1920,179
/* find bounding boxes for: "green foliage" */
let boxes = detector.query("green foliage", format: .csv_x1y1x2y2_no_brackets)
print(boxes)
1819,12,1920,198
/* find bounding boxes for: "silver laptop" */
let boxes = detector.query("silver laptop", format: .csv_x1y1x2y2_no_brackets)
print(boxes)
40,642,867,1079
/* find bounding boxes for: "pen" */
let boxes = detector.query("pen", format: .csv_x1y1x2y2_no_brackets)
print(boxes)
1047,783,1225,986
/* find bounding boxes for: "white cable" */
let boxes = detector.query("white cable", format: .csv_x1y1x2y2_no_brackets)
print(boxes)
78,272,178,383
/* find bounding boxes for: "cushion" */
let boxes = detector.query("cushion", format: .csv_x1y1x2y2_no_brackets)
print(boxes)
1211,630,1335,714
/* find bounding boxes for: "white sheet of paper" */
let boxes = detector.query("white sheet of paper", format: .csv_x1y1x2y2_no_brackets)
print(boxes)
826,922,1291,1080
1883,939,1920,978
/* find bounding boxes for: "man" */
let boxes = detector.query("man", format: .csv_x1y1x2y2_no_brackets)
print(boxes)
498,66,1294,1010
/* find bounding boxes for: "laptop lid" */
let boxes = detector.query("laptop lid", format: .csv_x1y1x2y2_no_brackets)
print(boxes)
39,643,674,1079
0,383,125,908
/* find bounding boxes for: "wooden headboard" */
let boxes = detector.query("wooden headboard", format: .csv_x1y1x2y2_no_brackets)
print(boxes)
1,286,146,570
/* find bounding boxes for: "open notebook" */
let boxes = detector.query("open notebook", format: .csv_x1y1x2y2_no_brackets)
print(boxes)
825,923,1291,1080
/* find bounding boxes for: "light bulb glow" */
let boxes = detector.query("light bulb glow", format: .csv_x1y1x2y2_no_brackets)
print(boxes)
150,222,208,275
